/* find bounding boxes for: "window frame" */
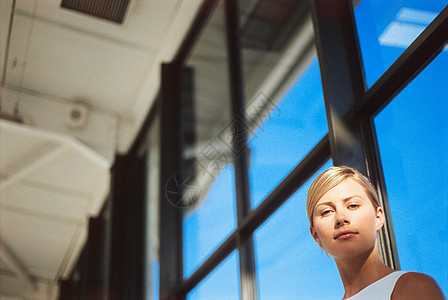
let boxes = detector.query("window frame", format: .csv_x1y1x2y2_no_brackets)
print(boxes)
134,0,448,299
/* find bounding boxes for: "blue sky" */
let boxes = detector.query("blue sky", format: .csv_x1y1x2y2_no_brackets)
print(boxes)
180,0,448,299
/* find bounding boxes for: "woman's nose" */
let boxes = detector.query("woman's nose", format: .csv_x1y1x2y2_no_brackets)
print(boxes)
335,213,350,228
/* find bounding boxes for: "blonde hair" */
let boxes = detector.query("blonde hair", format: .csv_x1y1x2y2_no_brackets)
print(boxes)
306,166,379,227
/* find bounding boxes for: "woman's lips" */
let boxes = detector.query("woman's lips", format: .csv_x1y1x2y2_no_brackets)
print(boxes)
334,231,357,240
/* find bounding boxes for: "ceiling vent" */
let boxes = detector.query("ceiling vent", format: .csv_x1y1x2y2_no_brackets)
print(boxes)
60,0,131,24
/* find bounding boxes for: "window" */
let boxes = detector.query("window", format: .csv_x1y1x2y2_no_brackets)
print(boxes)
354,0,447,87
375,52,448,294
247,59,327,208
153,0,448,298
238,0,326,208
180,0,238,279
184,165,237,277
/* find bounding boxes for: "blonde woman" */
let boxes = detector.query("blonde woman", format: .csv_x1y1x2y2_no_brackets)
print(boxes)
307,166,445,299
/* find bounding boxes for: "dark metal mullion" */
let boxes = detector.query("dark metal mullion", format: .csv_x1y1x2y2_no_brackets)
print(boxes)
359,119,400,269
310,0,367,172
224,0,258,299
225,0,251,223
109,155,146,299
310,0,398,267
356,4,448,118
159,62,184,300
174,135,330,296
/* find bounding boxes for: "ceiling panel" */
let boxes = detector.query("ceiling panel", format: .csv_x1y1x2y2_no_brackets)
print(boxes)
6,13,155,114
0,137,57,177
4,0,184,117
1,183,90,221
0,120,110,288
0,256,15,274
0,210,81,280
25,145,110,196
1,0,202,154
15,0,180,50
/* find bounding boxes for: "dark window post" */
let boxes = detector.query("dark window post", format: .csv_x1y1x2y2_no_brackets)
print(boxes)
309,0,399,269
109,155,146,299
309,0,366,172
225,0,258,299
159,62,184,300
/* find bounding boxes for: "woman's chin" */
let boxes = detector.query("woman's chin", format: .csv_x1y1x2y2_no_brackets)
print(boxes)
330,245,374,261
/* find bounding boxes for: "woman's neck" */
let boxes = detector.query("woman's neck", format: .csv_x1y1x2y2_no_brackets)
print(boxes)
335,245,394,299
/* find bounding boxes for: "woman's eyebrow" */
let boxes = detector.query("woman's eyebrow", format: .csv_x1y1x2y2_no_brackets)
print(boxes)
316,195,365,210
315,201,334,208
342,195,363,202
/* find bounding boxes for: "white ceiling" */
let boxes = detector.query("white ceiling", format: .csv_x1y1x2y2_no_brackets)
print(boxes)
0,119,110,299
0,0,203,298
1,0,204,155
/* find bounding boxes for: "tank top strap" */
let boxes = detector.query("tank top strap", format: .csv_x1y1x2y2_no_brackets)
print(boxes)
345,271,408,299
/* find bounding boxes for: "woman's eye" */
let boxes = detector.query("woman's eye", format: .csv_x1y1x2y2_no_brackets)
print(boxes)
348,204,359,209
321,210,331,216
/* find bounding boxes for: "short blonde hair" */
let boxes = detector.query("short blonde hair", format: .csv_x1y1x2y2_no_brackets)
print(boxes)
306,166,379,227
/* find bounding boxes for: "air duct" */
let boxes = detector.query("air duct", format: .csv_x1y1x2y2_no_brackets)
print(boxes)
60,0,131,24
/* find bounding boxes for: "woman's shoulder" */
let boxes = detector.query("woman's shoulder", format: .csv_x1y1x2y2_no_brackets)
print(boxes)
391,271,445,300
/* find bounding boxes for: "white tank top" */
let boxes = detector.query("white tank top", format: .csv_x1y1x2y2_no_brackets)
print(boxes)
345,271,407,299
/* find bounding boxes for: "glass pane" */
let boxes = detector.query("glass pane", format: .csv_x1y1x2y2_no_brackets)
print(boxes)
181,1,237,279
152,260,159,300
355,0,447,87
184,165,237,278
254,160,346,299
248,60,327,208
238,1,327,208
239,0,315,101
187,251,240,300
374,51,448,294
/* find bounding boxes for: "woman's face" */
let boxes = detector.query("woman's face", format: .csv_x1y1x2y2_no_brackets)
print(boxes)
310,178,384,260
